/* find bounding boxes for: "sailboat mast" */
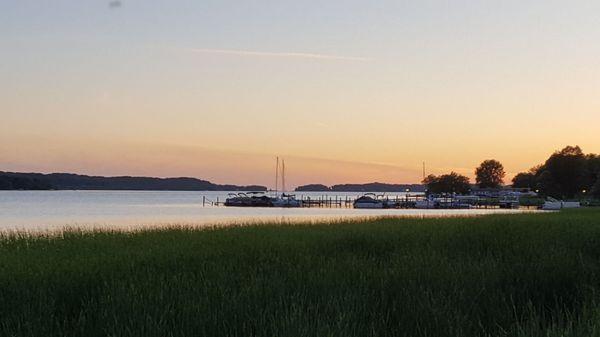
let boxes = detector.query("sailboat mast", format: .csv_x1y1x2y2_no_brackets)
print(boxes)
282,159,286,193
275,157,279,194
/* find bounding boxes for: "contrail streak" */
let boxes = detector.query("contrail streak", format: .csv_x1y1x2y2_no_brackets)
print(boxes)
188,48,370,61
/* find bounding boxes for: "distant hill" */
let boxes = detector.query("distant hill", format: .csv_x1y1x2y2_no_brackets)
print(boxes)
295,182,425,192
0,172,267,191
295,184,331,192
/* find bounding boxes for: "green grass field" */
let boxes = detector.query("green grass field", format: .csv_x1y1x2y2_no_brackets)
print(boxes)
2,210,600,337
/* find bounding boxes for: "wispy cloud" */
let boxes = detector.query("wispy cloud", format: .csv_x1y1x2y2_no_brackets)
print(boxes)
187,48,370,62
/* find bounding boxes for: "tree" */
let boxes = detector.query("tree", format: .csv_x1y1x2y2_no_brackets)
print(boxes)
0,176,12,190
586,154,600,189
512,166,542,189
505,146,599,199
423,172,471,194
475,160,505,189
512,172,536,189
536,170,559,198
542,146,587,198
592,178,600,198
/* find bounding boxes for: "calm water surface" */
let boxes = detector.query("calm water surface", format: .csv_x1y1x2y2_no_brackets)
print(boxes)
0,191,534,232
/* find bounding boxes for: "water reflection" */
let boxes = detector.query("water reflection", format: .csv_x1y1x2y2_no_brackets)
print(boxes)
0,191,539,232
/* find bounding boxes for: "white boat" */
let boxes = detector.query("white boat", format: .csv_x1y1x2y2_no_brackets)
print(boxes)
353,193,384,209
542,198,581,210
271,193,302,207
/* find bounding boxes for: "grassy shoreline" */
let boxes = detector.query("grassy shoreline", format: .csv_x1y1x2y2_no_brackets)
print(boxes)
2,210,600,336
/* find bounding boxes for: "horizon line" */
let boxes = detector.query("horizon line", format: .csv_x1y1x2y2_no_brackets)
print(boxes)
0,169,427,188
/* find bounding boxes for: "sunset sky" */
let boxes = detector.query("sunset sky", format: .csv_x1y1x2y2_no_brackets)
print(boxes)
1,1,600,188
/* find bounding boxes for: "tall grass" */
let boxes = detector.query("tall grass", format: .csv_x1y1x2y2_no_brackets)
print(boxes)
2,209,600,336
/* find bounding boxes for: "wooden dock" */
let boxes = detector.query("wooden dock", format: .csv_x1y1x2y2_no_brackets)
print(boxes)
203,194,428,208
202,194,530,209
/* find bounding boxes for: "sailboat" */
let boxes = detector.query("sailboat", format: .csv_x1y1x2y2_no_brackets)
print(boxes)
270,157,302,208
224,157,302,207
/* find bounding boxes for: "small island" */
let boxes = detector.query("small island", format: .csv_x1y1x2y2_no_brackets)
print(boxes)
296,182,426,192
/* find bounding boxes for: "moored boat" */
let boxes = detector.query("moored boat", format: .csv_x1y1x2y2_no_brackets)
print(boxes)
224,192,273,207
271,193,302,207
353,193,384,209
542,198,581,210
225,157,302,208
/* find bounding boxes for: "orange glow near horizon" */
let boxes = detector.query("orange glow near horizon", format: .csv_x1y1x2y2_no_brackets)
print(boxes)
1,133,598,189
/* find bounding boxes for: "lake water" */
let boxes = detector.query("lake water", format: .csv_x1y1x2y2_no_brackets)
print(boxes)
0,191,534,232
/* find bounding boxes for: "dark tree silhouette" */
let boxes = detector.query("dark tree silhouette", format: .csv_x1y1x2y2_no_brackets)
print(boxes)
423,172,471,194
512,172,536,189
475,160,505,188
592,178,600,198
541,146,587,198
536,170,559,198
512,166,543,189
586,154,600,190
0,175,53,190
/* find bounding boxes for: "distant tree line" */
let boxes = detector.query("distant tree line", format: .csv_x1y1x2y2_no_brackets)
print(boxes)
295,183,426,192
422,159,506,195
295,184,331,192
0,175,53,190
0,172,267,191
511,146,600,199
422,145,600,199
422,172,471,195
